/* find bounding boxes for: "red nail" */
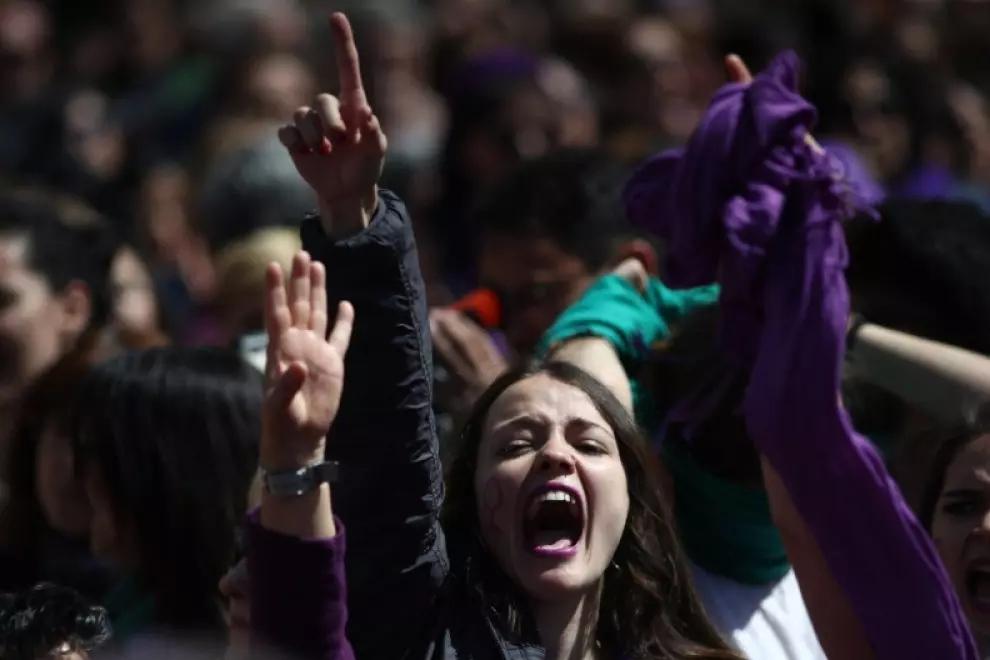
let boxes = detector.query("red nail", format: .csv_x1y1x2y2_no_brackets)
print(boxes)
317,137,332,155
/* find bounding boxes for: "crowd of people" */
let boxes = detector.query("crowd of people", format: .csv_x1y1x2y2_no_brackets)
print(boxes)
1,0,990,658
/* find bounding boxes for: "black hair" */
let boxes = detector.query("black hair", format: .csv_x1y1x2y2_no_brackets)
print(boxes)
70,346,261,634
474,148,637,272
0,583,111,659
444,361,742,659
918,404,990,531
645,305,761,484
196,131,316,254
0,189,119,335
843,200,990,436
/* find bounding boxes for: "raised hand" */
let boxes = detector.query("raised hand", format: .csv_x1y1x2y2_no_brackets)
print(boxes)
277,12,387,236
261,251,355,470
725,52,823,155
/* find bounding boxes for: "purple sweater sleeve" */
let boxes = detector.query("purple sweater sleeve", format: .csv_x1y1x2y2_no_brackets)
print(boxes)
624,52,977,659
248,511,354,660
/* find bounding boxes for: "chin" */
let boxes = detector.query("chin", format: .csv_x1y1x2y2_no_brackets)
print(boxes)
515,558,602,601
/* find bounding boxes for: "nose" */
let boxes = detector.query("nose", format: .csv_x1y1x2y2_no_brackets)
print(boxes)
537,434,576,474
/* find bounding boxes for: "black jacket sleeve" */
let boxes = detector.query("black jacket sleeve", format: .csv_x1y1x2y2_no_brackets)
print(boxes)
301,190,447,660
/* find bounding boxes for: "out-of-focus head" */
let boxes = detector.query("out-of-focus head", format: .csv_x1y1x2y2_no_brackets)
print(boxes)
844,200,990,436
198,129,316,256
240,52,316,120
921,405,990,638
71,347,261,632
214,227,301,343
110,245,165,349
0,583,110,659
0,348,105,554
443,361,737,658
0,190,117,406
476,148,654,355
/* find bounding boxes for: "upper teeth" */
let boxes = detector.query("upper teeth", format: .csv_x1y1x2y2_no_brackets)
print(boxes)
527,489,577,518
539,491,576,504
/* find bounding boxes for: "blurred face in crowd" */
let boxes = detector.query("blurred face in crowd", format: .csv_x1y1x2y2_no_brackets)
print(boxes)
111,247,160,343
0,234,90,405
845,62,910,180
473,374,629,600
36,422,91,537
244,53,315,120
479,232,594,356
930,433,990,636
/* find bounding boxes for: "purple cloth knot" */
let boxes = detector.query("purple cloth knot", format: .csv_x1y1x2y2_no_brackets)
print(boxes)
625,51,977,659
624,52,864,369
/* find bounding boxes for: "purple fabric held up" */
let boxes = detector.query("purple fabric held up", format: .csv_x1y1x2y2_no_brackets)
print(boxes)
624,52,977,659
248,512,354,660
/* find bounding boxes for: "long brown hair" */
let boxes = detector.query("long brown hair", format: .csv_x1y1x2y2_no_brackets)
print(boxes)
443,360,742,660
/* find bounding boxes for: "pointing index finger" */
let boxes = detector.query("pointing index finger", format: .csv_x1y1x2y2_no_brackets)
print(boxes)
330,13,367,108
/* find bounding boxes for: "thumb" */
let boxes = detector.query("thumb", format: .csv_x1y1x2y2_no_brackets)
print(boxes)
270,361,308,409
612,258,649,293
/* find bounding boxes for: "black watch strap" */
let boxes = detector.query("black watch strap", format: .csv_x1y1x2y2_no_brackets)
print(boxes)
262,461,339,497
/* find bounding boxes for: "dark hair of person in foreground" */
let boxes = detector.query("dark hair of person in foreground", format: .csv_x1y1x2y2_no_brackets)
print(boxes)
0,583,111,659
69,346,262,636
443,360,742,659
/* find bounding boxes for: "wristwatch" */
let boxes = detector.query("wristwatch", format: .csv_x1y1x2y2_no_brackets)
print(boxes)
261,461,339,497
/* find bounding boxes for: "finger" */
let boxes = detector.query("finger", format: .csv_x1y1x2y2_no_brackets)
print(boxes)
290,252,312,329
293,107,324,152
725,54,753,84
612,258,649,293
433,310,489,371
361,112,388,156
277,124,307,154
264,263,291,375
271,361,308,410
327,301,355,355
309,261,328,337
330,13,367,108
314,94,346,148
430,311,467,374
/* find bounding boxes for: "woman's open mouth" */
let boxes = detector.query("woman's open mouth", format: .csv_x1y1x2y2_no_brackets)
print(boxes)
965,563,990,614
522,483,585,558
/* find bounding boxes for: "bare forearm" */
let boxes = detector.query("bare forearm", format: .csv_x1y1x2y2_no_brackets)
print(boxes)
260,484,337,540
317,187,378,240
550,337,634,412
850,323,990,422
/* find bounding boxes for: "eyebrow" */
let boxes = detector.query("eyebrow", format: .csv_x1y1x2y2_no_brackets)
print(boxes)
941,488,984,499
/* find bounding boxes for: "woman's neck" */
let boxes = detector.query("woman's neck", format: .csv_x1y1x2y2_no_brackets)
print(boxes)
531,590,600,660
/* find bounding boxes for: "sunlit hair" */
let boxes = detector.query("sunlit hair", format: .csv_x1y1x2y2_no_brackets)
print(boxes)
918,403,990,531
443,361,742,659
0,583,111,659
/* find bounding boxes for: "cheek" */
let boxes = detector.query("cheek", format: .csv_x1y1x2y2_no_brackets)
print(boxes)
477,473,516,545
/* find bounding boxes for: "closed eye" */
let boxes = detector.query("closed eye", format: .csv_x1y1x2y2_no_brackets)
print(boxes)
576,440,608,455
941,490,987,517
498,439,533,458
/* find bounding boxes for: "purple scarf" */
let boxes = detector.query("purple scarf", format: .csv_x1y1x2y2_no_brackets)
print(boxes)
624,52,977,659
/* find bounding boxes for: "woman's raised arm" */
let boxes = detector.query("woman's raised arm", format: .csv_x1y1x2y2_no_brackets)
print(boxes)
271,13,446,660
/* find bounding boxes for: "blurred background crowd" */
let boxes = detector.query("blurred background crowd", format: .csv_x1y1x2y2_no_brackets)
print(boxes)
2,0,989,352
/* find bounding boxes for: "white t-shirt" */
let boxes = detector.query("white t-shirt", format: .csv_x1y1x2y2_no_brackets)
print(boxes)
690,562,825,660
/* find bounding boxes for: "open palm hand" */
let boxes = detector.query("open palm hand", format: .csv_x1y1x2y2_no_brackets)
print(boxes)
261,251,354,469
